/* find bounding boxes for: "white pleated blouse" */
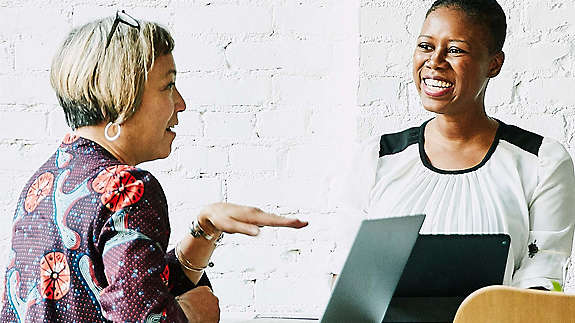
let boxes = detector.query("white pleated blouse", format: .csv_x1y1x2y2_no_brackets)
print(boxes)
336,119,575,289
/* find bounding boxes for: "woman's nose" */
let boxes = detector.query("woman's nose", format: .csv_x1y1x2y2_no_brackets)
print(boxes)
425,50,446,69
174,87,186,112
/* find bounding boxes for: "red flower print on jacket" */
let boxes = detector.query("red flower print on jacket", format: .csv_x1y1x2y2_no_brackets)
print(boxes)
40,251,70,300
92,165,134,193
94,165,144,212
25,172,55,212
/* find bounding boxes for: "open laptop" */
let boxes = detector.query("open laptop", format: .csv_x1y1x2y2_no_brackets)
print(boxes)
246,219,511,323
249,214,426,323
382,234,510,322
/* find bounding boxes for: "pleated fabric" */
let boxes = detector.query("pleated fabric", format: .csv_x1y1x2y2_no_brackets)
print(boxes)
335,120,575,290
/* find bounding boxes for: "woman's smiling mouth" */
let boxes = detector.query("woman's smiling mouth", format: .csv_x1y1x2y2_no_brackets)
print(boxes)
422,77,454,97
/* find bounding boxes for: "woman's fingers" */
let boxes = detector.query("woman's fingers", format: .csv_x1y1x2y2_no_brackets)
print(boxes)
205,210,260,236
201,202,308,235
231,207,308,228
222,219,261,236
244,213,308,228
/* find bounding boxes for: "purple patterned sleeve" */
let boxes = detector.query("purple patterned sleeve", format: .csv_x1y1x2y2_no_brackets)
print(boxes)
95,168,196,322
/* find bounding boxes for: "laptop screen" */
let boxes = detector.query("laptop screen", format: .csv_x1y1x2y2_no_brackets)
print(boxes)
393,234,510,297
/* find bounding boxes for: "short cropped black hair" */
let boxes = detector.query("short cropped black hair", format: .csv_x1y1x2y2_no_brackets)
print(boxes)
426,0,507,54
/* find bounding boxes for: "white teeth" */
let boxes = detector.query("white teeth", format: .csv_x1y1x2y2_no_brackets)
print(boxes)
424,79,453,88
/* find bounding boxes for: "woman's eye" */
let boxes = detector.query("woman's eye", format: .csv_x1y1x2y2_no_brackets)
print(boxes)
166,82,175,90
448,47,465,54
417,43,433,51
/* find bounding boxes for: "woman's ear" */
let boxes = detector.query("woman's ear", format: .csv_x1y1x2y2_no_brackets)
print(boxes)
488,51,505,78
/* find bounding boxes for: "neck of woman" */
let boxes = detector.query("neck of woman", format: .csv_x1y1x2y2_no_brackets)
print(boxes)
75,125,138,166
430,109,498,144
423,108,500,170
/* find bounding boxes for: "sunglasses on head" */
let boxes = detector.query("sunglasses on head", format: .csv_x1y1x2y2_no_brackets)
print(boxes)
105,10,140,49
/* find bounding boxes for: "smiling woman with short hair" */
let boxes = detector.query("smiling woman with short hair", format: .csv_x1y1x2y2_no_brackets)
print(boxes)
339,0,575,290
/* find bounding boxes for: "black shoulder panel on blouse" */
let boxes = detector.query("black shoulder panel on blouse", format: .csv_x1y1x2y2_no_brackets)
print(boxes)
379,126,420,157
498,122,543,156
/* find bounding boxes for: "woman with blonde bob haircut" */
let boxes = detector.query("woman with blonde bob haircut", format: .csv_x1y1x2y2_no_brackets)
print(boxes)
50,13,168,130
1,11,307,323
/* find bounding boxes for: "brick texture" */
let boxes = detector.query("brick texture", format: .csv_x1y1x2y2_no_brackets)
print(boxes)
1,0,575,318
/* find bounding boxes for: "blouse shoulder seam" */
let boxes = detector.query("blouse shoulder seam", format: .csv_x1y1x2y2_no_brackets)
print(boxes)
379,126,420,157
497,122,543,157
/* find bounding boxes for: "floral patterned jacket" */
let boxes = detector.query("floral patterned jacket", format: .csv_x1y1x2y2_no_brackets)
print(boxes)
1,135,209,322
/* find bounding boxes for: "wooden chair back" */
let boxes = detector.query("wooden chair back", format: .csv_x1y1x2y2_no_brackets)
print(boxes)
454,285,575,323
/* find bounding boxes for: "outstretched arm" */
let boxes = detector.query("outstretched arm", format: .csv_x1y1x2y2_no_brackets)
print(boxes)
176,202,308,283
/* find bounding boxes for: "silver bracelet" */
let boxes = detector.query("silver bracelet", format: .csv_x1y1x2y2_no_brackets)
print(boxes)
189,220,224,246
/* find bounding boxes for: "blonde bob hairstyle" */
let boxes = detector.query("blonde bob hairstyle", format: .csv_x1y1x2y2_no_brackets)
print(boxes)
50,15,174,129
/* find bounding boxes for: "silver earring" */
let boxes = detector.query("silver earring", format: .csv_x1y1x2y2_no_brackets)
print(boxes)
104,122,121,141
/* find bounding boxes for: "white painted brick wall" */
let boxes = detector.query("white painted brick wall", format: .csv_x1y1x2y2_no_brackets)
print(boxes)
175,38,225,71
0,41,11,74
178,76,271,106
256,109,309,138
229,145,278,172
174,6,272,35
2,0,575,319
0,74,57,104
177,145,228,174
275,75,328,105
226,41,280,70
204,112,255,139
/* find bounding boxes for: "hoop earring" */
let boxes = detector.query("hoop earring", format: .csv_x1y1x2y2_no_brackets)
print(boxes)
104,122,121,141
